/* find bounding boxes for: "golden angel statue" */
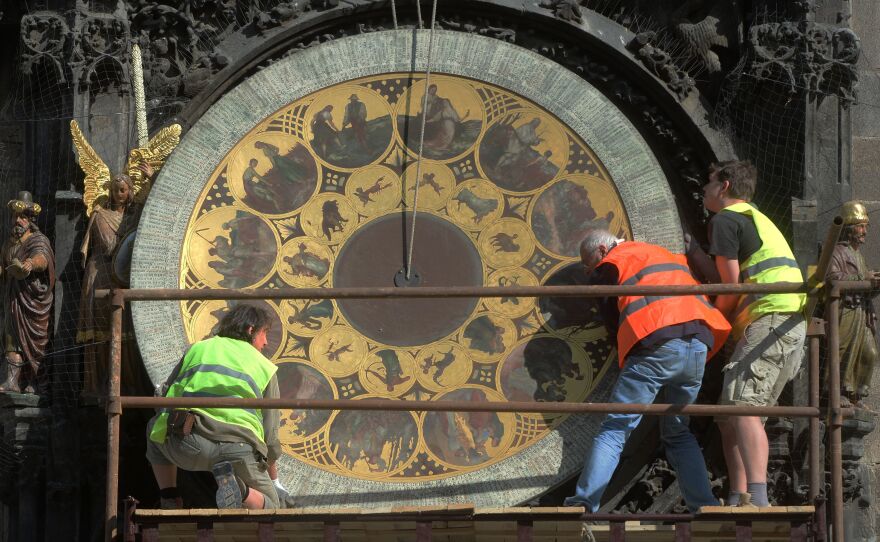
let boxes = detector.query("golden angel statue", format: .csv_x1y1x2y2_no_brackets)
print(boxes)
70,119,180,395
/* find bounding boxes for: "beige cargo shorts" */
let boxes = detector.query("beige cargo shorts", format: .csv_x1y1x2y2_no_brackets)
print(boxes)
720,312,806,408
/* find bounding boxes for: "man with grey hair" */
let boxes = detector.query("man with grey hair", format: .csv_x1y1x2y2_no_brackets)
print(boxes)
565,228,729,512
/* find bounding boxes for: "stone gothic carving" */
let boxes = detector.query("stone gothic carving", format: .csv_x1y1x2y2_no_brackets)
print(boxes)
841,410,875,507
766,418,798,504
538,0,583,24
748,21,861,104
80,16,128,60
628,32,696,99
670,0,740,74
20,13,69,83
251,2,311,33
72,13,130,94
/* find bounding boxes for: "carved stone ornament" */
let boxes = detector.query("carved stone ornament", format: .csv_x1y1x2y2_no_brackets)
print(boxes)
840,410,875,507
251,1,311,33
628,32,696,99
670,0,739,75
79,16,128,60
747,21,861,104
538,0,583,24
71,13,130,94
20,13,70,82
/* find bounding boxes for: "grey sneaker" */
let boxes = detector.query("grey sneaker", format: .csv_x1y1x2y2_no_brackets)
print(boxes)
212,461,243,509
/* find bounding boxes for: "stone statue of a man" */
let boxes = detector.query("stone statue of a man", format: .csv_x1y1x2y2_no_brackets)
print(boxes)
1,191,56,393
826,200,879,404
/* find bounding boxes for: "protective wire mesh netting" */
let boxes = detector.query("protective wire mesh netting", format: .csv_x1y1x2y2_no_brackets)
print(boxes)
712,6,880,232
0,3,878,416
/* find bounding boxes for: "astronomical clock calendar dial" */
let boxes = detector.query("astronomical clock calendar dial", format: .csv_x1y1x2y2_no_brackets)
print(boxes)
179,72,630,482
132,30,682,506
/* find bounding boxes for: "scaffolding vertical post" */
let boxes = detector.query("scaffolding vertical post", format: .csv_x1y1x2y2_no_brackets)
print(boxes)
826,285,843,542
807,317,824,501
105,289,125,542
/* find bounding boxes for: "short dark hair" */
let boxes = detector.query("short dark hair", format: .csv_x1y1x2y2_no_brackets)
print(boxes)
215,304,272,344
709,160,757,201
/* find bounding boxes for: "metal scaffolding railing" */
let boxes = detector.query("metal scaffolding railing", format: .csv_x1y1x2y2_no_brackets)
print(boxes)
101,216,873,542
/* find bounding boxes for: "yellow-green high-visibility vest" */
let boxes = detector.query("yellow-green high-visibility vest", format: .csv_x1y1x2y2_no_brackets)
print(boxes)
149,336,277,444
725,202,805,338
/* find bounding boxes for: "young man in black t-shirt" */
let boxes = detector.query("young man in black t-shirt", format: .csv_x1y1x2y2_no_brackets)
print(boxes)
702,160,806,508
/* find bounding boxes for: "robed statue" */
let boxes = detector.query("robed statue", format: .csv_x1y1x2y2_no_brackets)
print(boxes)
1,192,56,393
70,119,180,395
826,200,880,405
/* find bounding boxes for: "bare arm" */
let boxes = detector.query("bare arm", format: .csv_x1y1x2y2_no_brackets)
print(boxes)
714,255,741,319
685,233,722,284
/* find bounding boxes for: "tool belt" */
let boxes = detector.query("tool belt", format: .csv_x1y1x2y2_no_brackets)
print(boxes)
167,410,196,437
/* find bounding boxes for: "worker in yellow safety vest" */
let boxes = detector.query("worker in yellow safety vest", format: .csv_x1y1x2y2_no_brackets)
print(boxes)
702,159,806,508
146,304,287,509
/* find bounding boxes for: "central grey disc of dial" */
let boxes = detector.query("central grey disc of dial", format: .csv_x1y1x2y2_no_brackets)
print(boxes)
333,212,483,346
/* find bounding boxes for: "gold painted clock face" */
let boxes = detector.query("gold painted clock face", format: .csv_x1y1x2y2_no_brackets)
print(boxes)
180,73,631,482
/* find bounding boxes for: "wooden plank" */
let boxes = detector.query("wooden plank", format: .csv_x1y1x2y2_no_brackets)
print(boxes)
698,505,815,515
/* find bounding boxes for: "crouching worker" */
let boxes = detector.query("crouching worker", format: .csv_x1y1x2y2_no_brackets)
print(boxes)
146,304,284,509
565,229,730,512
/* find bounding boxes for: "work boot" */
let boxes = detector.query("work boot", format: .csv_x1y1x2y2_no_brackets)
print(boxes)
212,461,243,509
736,491,756,508
0,356,23,393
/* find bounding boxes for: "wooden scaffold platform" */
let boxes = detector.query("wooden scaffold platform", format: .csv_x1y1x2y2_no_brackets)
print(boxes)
126,503,818,542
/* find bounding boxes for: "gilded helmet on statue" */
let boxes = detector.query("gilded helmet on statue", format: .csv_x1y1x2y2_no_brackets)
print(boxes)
841,200,869,225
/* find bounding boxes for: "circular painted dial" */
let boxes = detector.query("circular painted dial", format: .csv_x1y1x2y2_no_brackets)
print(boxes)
179,72,631,482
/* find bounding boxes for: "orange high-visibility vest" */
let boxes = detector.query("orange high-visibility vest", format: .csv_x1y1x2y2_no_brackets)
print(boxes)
601,242,731,366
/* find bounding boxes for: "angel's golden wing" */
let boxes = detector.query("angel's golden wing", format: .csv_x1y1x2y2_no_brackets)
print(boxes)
126,123,182,203
70,120,111,216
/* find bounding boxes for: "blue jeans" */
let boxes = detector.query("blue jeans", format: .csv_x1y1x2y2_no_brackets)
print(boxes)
564,337,718,512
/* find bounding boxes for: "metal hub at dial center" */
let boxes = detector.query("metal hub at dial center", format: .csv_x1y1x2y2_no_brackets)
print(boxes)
335,211,482,346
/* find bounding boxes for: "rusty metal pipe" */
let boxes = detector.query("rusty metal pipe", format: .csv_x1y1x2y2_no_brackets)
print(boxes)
808,330,822,501
803,216,844,320
105,290,124,542
827,285,843,542
834,280,876,292
119,395,824,417
96,282,809,302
